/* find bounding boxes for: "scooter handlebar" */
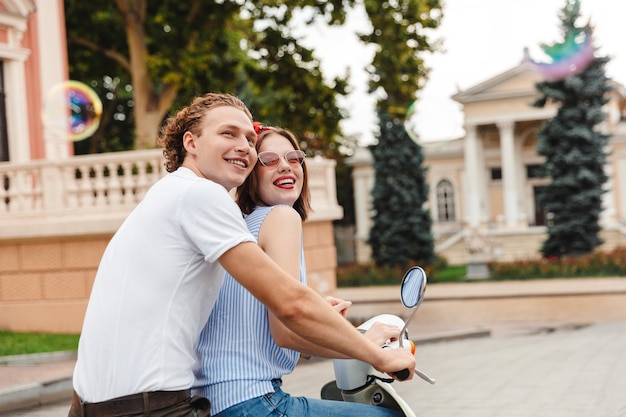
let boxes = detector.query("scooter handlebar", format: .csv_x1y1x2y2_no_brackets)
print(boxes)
393,368,410,380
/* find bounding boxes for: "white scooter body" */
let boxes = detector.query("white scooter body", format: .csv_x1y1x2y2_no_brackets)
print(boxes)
320,267,434,417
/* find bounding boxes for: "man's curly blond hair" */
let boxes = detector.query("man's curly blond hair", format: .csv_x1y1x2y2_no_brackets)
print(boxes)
158,93,253,173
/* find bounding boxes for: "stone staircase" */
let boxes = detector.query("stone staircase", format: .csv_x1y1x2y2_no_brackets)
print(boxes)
435,227,626,265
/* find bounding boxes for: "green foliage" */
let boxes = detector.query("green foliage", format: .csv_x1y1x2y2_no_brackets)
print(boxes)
65,0,357,152
338,247,626,287
368,111,435,268
489,247,626,280
65,1,136,154
358,1,441,268
0,331,80,356
532,0,611,258
336,256,464,287
337,263,413,287
361,0,443,118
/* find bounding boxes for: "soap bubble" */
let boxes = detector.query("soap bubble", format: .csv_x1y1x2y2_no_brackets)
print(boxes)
403,100,421,144
43,81,103,141
524,32,594,81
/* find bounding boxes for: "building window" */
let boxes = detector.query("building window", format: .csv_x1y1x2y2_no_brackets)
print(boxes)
0,63,8,162
436,179,456,222
490,167,502,180
526,164,544,178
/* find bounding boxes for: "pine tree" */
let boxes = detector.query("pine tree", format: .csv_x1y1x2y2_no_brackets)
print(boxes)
368,111,434,268
533,0,611,258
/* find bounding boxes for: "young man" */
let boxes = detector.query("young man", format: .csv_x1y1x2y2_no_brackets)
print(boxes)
69,93,415,417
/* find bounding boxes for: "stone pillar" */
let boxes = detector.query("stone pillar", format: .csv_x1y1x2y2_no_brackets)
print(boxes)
497,121,520,228
37,0,73,161
463,125,482,228
346,147,374,264
617,156,626,223
3,50,31,162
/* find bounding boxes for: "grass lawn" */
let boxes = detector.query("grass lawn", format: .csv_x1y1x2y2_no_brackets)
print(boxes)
430,264,467,283
0,331,80,357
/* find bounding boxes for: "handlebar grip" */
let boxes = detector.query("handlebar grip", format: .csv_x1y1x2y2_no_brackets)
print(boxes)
393,368,410,380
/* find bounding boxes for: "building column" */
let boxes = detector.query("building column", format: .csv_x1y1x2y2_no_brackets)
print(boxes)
346,147,374,264
463,125,482,227
616,156,626,223
497,121,520,228
37,0,72,160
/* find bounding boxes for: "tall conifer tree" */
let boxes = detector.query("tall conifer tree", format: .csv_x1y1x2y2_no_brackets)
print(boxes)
368,111,434,268
533,0,611,258
362,0,441,268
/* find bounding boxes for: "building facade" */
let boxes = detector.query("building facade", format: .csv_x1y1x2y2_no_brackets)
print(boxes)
350,62,626,265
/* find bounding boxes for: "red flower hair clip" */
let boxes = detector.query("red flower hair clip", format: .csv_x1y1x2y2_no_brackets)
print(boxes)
253,121,275,137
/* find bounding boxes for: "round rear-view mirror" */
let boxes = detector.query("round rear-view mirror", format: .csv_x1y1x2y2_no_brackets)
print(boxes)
400,266,427,309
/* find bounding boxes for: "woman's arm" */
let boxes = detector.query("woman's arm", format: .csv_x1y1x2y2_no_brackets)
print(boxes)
260,206,399,358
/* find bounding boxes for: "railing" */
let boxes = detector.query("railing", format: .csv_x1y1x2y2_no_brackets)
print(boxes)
0,149,165,216
0,149,342,239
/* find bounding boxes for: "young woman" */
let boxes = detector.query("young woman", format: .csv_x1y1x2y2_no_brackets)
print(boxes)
194,126,404,417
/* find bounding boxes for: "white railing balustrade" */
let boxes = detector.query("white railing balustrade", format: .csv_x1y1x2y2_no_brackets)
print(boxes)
0,149,165,216
0,150,342,238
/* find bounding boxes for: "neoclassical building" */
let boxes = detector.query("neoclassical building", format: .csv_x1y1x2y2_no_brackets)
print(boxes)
350,61,626,265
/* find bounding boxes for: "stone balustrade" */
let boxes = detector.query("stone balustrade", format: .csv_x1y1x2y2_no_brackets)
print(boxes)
0,150,342,239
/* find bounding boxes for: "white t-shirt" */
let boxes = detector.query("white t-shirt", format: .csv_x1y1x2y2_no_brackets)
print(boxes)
73,167,255,402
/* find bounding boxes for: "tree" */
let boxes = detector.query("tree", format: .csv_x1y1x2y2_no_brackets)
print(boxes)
65,0,356,151
533,0,611,258
368,111,434,267
362,0,442,267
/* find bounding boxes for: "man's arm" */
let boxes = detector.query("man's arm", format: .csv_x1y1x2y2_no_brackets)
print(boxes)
219,241,415,378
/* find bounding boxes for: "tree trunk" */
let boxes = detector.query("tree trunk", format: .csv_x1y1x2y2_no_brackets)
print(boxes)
115,0,178,149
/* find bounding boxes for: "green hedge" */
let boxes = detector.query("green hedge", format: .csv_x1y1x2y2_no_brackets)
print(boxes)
337,247,626,287
336,257,462,287
489,246,626,280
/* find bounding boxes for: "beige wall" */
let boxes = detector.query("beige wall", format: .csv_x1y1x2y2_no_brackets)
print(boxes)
0,221,338,334
0,236,106,333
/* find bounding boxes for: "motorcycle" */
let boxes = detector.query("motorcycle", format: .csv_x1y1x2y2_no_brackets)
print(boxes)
320,266,435,417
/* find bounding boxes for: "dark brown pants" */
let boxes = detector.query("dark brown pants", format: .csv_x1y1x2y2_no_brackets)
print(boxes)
68,390,211,417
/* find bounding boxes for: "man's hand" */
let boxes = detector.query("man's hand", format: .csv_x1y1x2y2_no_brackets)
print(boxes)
375,348,416,381
363,321,401,346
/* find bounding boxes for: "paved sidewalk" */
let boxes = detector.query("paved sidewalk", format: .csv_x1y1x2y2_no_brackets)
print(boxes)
3,321,626,416
0,352,75,414
3,275,626,416
282,321,626,417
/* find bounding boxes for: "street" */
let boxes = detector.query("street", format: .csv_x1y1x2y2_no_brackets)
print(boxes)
9,321,626,417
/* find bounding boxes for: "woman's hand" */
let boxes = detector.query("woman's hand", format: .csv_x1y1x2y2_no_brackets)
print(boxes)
325,296,352,318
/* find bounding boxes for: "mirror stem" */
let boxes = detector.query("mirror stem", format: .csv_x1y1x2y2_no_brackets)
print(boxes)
398,306,419,348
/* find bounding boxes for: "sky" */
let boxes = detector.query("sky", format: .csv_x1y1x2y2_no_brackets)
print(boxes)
296,0,626,145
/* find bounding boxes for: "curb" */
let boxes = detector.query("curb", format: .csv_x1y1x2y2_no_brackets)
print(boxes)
0,351,76,366
0,352,76,415
0,377,73,414
413,327,491,345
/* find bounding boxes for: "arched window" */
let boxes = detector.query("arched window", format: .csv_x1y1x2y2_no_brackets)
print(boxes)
436,179,455,222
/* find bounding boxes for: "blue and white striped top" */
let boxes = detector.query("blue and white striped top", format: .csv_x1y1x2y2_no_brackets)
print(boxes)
193,205,306,414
